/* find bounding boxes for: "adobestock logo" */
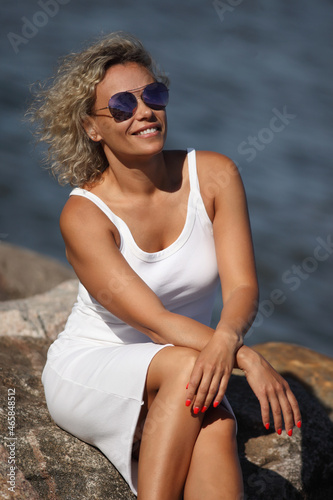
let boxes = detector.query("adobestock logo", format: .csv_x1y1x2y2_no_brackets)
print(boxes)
213,0,245,23
7,0,71,54
247,234,333,334
237,106,296,163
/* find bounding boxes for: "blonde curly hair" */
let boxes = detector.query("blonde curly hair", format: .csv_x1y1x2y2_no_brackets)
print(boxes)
27,32,169,187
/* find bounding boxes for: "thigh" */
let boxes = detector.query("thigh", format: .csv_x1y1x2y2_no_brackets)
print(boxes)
133,346,200,448
201,404,237,437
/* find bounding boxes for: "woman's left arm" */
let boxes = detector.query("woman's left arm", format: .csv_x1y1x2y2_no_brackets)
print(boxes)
187,151,259,410
186,153,302,428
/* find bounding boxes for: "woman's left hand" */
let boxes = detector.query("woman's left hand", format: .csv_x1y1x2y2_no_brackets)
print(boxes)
186,332,238,413
236,345,302,435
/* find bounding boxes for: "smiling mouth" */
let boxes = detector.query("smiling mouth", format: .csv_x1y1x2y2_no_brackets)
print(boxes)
134,126,160,136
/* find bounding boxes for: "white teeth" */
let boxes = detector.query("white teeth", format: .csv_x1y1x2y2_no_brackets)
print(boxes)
137,127,158,135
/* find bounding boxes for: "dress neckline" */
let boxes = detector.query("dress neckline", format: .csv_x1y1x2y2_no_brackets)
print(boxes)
70,149,200,262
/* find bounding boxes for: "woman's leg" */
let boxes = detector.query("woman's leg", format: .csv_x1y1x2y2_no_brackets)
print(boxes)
136,346,243,500
137,346,203,500
183,407,243,500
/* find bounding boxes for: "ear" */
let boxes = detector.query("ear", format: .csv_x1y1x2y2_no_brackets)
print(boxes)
82,116,102,142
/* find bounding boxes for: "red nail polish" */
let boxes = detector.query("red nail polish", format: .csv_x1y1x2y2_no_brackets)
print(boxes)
201,406,208,413
297,420,302,429
277,428,282,435
265,423,270,430
213,401,219,408
185,399,191,407
288,429,293,437
186,383,189,389
193,407,200,415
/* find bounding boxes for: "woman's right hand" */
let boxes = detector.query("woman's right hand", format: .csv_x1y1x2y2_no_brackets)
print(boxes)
235,345,302,435
185,330,238,414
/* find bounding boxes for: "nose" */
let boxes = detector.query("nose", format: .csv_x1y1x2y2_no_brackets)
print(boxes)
134,96,155,120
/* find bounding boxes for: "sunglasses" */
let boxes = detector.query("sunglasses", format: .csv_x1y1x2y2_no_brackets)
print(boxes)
94,82,169,122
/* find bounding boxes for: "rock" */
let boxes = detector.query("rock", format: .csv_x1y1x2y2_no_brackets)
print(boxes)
0,279,78,341
0,242,75,301
0,337,332,498
0,336,135,500
0,258,332,498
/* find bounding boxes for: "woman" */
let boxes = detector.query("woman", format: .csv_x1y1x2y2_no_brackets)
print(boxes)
29,32,301,499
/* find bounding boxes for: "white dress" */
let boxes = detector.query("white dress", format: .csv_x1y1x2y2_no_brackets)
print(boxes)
42,148,235,495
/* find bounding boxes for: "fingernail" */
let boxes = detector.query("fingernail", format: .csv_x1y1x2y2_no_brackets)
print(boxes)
201,406,208,413
265,423,270,430
213,401,219,408
186,383,189,389
185,399,191,407
288,429,293,437
193,407,200,415
277,428,282,435
297,420,302,429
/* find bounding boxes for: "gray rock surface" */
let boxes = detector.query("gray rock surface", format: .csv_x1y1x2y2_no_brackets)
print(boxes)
0,242,75,301
0,279,78,341
0,244,332,499
0,336,135,500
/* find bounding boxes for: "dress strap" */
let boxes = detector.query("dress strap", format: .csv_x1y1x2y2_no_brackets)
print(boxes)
186,148,213,228
70,188,122,227
186,148,200,195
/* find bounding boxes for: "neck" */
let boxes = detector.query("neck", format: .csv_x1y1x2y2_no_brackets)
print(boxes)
100,149,169,196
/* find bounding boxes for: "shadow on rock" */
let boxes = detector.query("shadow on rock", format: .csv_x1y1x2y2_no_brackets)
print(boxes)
227,372,333,500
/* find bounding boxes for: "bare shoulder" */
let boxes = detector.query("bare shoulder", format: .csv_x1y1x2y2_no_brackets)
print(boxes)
195,150,245,204
60,195,105,232
60,195,119,253
195,150,240,180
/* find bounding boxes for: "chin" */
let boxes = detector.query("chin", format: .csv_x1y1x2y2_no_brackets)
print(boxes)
136,137,166,156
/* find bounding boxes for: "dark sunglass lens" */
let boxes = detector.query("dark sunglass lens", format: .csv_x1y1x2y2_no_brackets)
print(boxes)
109,92,137,122
109,108,135,122
142,82,169,110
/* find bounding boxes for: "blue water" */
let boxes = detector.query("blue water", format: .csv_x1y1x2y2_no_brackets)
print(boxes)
1,0,332,355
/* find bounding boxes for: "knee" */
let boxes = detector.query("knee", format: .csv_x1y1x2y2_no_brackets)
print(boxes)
154,346,199,389
169,346,199,382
